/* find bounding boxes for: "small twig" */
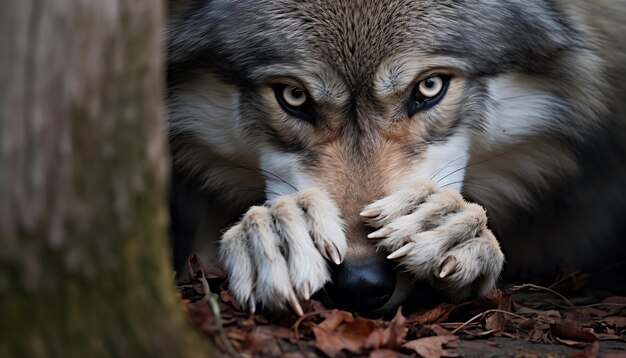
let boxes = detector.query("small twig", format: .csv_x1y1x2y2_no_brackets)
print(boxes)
544,301,626,310
549,271,583,289
576,302,626,308
198,276,239,358
458,328,499,337
438,322,480,330
451,309,529,335
292,309,334,339
510,283,575,307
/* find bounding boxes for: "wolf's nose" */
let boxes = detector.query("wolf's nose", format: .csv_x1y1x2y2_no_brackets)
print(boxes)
327,257,396,313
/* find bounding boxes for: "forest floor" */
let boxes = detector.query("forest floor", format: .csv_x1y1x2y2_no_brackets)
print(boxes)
179,256,626,358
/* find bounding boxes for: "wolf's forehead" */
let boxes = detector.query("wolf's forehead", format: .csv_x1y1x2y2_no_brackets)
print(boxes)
291,0,428,88
169,0,574,91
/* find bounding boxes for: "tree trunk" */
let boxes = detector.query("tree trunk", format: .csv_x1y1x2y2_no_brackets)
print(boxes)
0,1,210,356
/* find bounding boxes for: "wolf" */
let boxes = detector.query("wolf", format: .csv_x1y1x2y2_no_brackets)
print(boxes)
166,0,626,316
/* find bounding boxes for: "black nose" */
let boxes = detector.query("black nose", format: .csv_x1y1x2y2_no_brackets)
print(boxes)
326,257,396,313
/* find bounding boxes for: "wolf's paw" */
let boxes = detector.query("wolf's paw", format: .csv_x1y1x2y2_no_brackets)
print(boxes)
361,180,504,299
218,188,346,315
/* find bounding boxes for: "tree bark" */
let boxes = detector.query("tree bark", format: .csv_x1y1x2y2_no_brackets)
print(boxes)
0,1,209,356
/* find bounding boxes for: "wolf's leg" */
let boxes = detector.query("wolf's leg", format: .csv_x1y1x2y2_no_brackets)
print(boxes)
219,188,346,315
362,181,504,299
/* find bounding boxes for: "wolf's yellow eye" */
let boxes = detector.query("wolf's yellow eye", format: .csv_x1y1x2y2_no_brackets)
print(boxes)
282,86,307,107
417,76,444,98
273,84,316,124
408,74,450,116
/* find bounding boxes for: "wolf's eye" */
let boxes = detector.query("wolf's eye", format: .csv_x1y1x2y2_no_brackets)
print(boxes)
418,76,444,98
408,75,450,116
282,86,307,107
273,84,315,123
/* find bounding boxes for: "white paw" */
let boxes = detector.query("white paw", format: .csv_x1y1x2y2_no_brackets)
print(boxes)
218,188,346,315
361,180,504,299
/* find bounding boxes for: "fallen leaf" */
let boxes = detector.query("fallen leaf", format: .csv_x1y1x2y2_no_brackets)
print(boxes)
313,311,381,357
238,329,276,356
369,349,399,358
555,338,591,348
602,296,626,305
601,353,626,358
365,308,408,349
551,321,598,342
301,299,329,315
427,324,454,336
407,303,461,325
474,288,512,310
595,333,622,340
582,306,618,318
485,290,512,335
568,341,600,357
257,326,295,340
318,310,353,331
187,254,207,280
226,328,249,341
219,289,237,305
403,335,459,358
528,328,545,343
516,306,561,319
603,316,626,329
282,353,307,358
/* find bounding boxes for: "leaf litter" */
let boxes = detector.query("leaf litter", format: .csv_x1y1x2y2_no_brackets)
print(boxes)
179,256,626,357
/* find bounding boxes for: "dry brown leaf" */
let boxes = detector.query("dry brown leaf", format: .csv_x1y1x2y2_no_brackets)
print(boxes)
528,328,545,343
595,333,623,340
369,349,400,358
301,299,329,315
403,335,459,358
514,316,539,331
484,290,512,335
551,321,598,342
365,308,408,349
219,289,236,304
474,289,511,309
318,310,354,331
568,341,600,357
313,311,381,357
226,328,249,341
516,306,562,319
237,329,277,356
407,303,461,325
603,316,626,329
602,296,626,305
555,338,592,348
428,324,454,336
313,308,410,356
187,254,208,281
282,353,307,358
257,326,295,340
601,353,626,358
581,306,618,318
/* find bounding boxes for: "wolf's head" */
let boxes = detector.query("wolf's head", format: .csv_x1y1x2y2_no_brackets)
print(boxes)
167,0,604,314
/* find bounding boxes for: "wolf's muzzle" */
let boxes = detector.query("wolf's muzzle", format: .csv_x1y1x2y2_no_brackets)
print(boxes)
325,257,396,314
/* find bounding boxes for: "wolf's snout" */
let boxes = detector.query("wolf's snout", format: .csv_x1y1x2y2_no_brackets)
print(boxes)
326,257,396,313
